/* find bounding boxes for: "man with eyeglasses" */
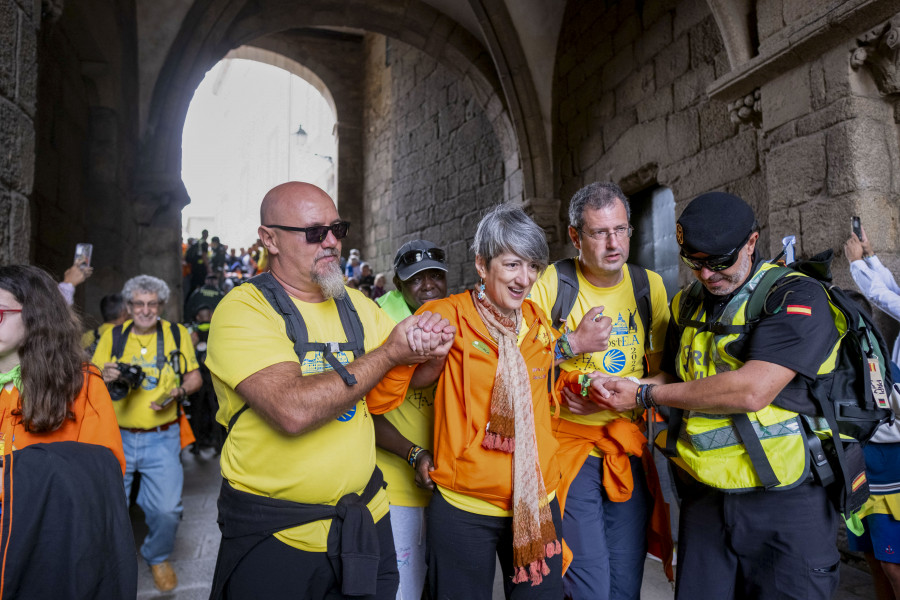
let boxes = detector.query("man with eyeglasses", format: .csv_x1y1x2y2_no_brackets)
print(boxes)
529,181,669,600
205,182,455,600
373,239,448,600
92,274,202,592
594,192,842,599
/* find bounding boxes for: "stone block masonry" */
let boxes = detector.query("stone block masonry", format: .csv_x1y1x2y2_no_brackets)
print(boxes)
0,0,37,264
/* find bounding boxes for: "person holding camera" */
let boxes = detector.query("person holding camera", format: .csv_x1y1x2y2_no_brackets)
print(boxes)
92,274,201,593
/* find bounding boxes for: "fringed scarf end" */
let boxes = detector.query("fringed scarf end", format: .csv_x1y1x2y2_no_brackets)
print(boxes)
482,432,514,452
513,559,551,586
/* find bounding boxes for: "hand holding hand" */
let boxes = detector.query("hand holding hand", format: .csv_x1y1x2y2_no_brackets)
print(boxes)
592,377,640,412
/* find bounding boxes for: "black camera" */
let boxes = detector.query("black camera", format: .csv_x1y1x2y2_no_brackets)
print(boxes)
108,362,145,401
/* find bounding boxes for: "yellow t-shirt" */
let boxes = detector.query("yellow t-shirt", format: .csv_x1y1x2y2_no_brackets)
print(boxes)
205,283,396,552
376,383,436,507
82,322,114,350
91,319,199,429
530,261,669,428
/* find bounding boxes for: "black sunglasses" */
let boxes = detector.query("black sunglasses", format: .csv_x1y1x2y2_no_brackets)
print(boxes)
397,248,446,267
264,221,350,244
680,232,752,272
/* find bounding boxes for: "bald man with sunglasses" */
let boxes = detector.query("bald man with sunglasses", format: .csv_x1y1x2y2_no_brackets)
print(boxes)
593,192,843,600
205,182,455,600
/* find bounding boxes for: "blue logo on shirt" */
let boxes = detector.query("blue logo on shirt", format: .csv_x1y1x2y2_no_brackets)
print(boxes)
602,349,627,374
337,406,357,422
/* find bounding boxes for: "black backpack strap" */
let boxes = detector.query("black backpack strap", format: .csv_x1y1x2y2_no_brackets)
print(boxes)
550,258,579,330
626,264,652,376
731,413,781,490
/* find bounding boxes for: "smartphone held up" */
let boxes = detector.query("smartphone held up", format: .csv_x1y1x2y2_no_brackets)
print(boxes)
74,243,93,269
851,216,862,241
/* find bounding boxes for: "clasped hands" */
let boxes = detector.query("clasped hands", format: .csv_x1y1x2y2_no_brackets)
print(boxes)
563,372,643,415
393,311,455,364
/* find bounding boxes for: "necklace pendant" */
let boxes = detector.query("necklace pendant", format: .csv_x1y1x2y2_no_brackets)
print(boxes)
141,347,148,355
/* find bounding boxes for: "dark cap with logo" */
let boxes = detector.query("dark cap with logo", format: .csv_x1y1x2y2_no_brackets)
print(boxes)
676,192,757,255
393,239,448,281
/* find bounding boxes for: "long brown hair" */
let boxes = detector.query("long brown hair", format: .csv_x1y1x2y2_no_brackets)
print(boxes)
0,265,84,432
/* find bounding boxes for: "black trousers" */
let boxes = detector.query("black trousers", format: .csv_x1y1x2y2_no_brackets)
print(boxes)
674,478,840,600
223,514,399,600
426,490,564,600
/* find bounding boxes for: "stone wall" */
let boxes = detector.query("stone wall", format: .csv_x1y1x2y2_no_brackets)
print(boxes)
554,0,899,305
33,0,142,323
362,35,505,293
0,0,38,266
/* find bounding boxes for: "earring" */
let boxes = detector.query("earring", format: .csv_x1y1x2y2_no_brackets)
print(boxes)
477,280,486,300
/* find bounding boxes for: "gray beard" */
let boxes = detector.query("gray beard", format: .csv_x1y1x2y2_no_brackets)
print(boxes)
313,261,347,299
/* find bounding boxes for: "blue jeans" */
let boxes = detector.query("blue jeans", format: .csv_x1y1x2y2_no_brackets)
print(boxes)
121,425,184,565
562,454,650,600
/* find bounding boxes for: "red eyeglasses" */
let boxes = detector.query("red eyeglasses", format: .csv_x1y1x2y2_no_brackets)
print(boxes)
0,309,22,323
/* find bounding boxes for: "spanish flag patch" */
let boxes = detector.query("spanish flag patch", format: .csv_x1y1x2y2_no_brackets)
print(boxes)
852,472,867,492
786,305,812,316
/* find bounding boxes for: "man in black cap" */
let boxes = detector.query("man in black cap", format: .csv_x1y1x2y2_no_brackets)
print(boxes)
373,239,449,600
592,192,843,599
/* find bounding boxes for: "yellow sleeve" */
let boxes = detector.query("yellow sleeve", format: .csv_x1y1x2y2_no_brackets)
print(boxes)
206,286,299,390
91,327,115,368
176,323,200,373
529,265,560,329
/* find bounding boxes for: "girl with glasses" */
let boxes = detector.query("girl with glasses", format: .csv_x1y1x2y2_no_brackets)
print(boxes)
0,265,134,598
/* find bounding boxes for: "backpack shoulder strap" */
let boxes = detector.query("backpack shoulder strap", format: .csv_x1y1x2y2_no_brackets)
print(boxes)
744,266,793,322
250,272,310,356
334,294,367,359
550,258,579,330
627,264,653,372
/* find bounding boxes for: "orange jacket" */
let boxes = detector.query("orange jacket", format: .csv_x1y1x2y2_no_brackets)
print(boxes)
0,366,126,474
370,292,561,510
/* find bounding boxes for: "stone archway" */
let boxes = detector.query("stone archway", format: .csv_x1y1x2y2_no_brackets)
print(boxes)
136,0,533,230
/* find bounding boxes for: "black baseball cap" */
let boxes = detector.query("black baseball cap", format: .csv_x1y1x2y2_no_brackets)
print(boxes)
393,240,448,281
676,192,758,255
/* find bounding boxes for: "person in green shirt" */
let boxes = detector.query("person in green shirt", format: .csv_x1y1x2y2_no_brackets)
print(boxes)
375,239,448,600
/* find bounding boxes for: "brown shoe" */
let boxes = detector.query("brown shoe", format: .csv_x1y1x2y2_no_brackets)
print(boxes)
150,561,178,592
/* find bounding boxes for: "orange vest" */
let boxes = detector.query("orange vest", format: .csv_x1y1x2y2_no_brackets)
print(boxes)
0,366,126,475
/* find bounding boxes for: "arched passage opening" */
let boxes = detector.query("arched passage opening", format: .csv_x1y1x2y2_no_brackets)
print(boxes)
181,50,338,251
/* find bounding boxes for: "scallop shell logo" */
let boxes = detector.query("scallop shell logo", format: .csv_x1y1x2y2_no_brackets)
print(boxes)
602,349,627,374
676,223,684,245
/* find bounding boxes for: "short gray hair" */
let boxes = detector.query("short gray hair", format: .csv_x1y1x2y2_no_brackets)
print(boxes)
122,275,170,304
568,182,630,230
471,204,549,272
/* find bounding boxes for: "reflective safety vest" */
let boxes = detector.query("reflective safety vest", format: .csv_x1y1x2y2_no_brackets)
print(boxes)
659,262,844,492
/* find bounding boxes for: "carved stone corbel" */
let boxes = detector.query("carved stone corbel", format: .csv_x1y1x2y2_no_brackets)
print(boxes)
727,88,761,127
851,14,900,96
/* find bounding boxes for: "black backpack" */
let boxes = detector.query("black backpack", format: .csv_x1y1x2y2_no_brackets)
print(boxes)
226,272,367,434
550,258,653,376
110,320,182,372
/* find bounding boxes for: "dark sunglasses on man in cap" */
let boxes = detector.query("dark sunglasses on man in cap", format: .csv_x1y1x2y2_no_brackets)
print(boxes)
396,247,446,268
679,231,753,272
263,221,350,244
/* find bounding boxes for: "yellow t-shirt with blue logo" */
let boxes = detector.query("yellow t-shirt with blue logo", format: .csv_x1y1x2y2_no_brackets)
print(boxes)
91,319,199,429
205,283,396,552
530,261,669,428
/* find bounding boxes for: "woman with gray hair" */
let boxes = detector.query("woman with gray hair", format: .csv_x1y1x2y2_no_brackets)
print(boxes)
369,204,610,599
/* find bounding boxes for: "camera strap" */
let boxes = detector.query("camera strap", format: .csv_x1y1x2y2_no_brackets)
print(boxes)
111,321,176,371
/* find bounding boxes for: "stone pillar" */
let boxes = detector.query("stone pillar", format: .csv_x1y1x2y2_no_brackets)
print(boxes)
0,0,40,264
